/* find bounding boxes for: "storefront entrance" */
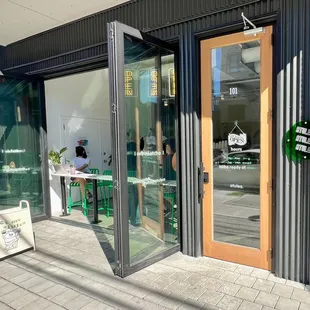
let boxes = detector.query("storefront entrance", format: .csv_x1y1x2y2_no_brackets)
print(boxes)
200,27,273,269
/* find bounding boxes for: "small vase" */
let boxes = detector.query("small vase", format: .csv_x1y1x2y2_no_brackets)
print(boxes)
54,164,62,172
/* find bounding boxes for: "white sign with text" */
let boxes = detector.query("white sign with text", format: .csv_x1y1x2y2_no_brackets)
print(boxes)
0,200,35,259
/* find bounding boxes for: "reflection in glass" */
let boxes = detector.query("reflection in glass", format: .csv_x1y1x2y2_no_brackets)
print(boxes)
211,41,261,249
124,35,179,266
0,77,44,217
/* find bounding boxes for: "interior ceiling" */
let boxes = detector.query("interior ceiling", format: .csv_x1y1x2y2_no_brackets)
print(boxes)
0,0,130,45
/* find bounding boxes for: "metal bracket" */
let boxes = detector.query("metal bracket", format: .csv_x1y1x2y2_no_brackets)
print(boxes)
112,103,117,114
109,28,115,40
198,163,205,203
269,248,273,259
116,260,122,271
241,12,265,36
114,180,119,191
241,12,256,30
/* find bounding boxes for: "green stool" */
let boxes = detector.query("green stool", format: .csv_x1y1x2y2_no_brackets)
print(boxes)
68,168,103,215
128,170,136,178
100,170,113,217
100,170,136,217
68,181,82,214
92,170,136,218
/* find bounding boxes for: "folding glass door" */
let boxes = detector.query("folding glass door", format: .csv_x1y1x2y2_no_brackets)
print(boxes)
0,74,47,219
108,21,180,276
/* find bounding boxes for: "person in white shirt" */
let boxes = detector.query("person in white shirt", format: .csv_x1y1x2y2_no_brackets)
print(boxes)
72,146,92,203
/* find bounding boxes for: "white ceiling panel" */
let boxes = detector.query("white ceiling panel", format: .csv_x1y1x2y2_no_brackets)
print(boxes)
0,1,60,45
0,0,130,45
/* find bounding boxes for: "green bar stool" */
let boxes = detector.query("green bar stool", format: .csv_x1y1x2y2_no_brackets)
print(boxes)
96,170,136,218
68,181,82,214
164,192,177,234
101,170,113,217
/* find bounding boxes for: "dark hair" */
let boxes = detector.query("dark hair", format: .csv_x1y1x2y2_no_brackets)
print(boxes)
76,146,87,158
165,139,176,153
140,137,144,151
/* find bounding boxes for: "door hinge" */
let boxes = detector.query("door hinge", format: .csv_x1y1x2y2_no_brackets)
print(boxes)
112,103,117,114
269,248,273,259
198,163,205,203
271,33,275,46
270,179,274,191
63,124,65,130
114,179,119,191
116,260,122,271
109,28,115,41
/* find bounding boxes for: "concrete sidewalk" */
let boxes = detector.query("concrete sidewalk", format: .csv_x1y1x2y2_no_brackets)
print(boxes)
0,218,309,310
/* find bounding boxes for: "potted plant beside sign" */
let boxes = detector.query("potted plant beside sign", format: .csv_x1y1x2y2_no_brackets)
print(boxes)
48,147,68,172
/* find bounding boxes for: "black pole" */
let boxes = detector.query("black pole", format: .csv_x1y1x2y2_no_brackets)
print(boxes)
60,176,69,216
91,179,101,224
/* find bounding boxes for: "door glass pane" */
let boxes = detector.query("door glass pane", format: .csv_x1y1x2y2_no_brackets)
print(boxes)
211,41,261,249
124,35,179,266
0,77,44,217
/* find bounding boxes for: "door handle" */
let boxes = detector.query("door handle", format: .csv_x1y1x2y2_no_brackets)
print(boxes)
198,162,205,203
203,172,209,183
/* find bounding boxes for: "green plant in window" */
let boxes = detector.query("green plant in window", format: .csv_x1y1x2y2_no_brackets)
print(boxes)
48,147,68,165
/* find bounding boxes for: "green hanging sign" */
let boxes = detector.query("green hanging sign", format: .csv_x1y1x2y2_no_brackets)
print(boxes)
284,121,310,163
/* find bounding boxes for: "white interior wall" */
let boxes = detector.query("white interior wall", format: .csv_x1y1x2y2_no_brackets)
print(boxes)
45,68,111,216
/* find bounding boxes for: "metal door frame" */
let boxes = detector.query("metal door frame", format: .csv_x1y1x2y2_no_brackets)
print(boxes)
108,21,180,277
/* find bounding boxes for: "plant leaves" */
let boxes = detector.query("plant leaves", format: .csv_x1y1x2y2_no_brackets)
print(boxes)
60,147,68,155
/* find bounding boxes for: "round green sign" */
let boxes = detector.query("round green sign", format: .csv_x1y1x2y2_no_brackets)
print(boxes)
283,121,310,163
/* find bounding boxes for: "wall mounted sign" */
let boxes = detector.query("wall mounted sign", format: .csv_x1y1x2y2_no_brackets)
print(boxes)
124,70,137,97
77,138,88,147
168,68,176,97
0,200,35,259
149,69,158,97
228,121,247,151
229,87,238,96
284,121,310,162
139,70,156,104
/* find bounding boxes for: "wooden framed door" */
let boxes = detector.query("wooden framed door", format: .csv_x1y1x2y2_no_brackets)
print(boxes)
201,26,273,270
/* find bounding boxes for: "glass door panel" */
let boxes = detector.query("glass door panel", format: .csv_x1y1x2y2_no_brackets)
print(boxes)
108,21,179,277
201,27,273,270
212,42,261,249
0,76,46,218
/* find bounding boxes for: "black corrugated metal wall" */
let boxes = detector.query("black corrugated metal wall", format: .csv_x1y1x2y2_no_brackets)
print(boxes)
1,0,271,75
275,0,310,283
1,0,310,284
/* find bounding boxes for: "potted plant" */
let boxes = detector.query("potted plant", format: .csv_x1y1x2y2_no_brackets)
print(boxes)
48,147,68,171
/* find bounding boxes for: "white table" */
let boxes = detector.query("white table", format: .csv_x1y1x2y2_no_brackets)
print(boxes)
51,172,107,223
